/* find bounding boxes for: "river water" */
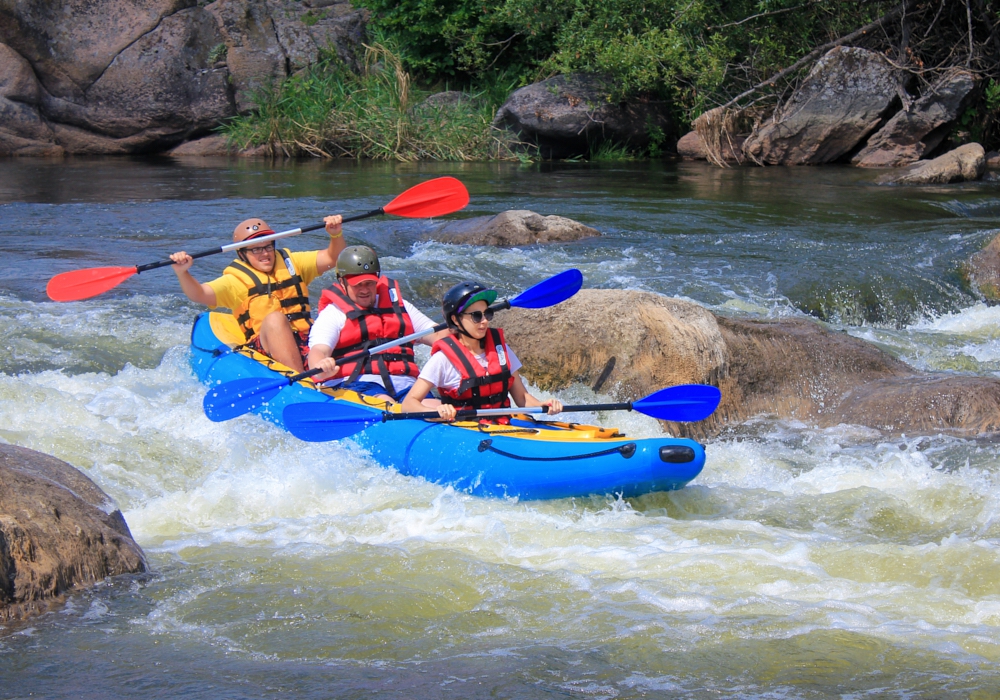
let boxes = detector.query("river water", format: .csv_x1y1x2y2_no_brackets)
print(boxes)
2,157,1000,698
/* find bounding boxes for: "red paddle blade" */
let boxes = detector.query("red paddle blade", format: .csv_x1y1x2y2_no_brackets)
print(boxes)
382,177,469,218
46,266,138,302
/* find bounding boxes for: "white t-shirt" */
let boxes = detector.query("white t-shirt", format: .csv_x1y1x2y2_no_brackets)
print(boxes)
309,297,438,393
418,340,521,392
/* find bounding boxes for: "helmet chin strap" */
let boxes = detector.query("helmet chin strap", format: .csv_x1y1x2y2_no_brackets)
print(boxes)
451,315,485,350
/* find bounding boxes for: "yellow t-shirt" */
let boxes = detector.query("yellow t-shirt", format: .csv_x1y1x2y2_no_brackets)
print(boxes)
207,250,321,312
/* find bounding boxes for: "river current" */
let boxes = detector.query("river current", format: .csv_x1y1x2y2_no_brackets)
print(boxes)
2,157,1000,698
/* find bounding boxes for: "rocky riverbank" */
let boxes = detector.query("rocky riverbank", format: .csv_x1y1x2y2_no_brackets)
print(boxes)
2,1,993,180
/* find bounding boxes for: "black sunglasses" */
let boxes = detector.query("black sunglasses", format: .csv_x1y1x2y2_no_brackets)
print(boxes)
246,242,275,256
460,309,494,323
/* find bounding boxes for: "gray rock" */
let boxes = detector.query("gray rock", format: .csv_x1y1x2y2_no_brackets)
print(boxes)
986,150,1000,168
0,0,367,155
853,70,976,167
744,47,901,165
428,210,600,246
0,444,146,622
884,142,985,184
492,73,673,159
0,43,63,156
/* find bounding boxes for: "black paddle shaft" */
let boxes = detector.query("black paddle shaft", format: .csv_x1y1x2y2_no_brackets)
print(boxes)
134,209,386,275
382,402,634,422
279,294,521,387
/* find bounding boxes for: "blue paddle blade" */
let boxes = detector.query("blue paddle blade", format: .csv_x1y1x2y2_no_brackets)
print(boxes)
508,268,583,309
203,377,290,422
632,384,722,422
283,402,383,442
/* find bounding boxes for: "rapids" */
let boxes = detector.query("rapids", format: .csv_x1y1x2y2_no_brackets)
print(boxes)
2,158,1000,698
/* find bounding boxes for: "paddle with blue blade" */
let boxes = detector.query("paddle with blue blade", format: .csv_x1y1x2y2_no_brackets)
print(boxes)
46,176,469,302
282,384,722,443
202,268,585,422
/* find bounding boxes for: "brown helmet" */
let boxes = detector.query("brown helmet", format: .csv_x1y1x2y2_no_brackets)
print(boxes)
233,218,274,243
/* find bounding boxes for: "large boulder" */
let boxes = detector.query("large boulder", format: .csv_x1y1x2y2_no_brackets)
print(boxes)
0,0,367,155
0,444,146,622
852,70,976,167
427,210,600,246
492,73,674,159
499,289,1000,439
0,43,63,156
207,0,367,113
743,47,901,165
883,142,986,184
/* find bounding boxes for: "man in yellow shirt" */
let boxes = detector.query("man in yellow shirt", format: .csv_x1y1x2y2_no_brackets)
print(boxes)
169,215,345,372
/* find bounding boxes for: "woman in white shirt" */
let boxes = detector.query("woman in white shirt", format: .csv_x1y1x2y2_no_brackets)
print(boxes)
401,281,563,422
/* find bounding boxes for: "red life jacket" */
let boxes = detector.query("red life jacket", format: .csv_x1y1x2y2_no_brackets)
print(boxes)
316,276,419,386
430,328,513,410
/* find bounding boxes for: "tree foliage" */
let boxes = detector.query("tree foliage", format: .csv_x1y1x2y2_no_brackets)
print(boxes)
355,0,1000,141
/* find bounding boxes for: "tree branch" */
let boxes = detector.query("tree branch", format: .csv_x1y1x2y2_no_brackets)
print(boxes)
712,0,919,113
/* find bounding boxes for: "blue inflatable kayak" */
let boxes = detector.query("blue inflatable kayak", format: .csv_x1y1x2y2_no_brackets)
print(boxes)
190,312,707,500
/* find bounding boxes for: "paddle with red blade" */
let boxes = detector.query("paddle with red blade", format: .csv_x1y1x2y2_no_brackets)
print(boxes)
202,268,584,422
282,384,722,443
45,177,470,302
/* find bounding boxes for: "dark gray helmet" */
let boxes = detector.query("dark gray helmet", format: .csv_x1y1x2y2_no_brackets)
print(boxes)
442,281,498,328
334,245,381,279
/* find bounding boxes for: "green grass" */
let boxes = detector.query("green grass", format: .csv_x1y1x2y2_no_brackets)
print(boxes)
223,44,523,161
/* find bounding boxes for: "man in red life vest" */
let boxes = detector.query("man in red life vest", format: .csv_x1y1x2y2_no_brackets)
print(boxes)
401,281,562,421
308,246,449,402
169,215,345,373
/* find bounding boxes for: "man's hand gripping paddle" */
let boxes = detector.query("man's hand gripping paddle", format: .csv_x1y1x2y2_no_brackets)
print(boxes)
282,384,723,443
202,268,584,422
45,177,470,302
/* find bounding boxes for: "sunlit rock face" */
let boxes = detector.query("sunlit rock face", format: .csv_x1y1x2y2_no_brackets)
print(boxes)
0,444,146,622
884,143,986,185
743,47,900,165
852,70,976,168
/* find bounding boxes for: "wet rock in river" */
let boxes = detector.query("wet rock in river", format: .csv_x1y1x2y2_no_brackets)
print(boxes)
0,444,146,622
427,210,599,246
743,47,900,165
500,289,1000,440
962,231,1000,302
883,143,986,184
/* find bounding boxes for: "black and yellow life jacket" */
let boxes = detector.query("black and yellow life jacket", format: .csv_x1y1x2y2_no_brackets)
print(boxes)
222,248,312,342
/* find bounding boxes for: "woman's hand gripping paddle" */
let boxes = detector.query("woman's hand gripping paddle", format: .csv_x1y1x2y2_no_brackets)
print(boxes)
45,177,470,302
283,383,722,443
202,268,584,422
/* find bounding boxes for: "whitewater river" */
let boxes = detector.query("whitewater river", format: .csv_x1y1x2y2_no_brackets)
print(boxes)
2,157,1000,698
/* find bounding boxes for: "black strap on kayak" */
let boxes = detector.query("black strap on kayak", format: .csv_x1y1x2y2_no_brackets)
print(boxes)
189,319,230,358
476,439,637,461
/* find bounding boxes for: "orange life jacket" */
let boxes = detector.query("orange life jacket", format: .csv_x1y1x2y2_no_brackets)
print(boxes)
316,276,419,385
430,328,513,410
222,248,312,342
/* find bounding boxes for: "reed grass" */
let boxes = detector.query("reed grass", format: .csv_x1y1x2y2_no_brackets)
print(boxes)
223,43,525,161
